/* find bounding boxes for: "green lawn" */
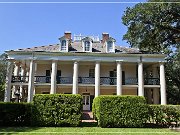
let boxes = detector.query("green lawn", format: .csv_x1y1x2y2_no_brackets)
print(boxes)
0,127,179,135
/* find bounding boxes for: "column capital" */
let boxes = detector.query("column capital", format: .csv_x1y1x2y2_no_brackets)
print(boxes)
116,60,123,64
95,61,101,64
73,61,79,64
159,62,165,65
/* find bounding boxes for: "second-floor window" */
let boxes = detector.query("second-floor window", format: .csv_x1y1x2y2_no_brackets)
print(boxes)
61,40,66,51
85,41,90,52
89,69,95,77
107,41,113,52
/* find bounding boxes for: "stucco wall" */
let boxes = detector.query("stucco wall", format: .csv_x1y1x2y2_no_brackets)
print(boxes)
35,87,137,96
35,63,137,79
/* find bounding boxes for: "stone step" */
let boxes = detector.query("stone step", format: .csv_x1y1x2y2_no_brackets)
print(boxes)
82,111,94,120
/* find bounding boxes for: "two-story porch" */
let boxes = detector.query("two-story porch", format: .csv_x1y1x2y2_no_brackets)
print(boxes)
6,58,165,110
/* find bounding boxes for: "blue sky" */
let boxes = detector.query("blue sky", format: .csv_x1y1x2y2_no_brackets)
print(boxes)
0,0,146,53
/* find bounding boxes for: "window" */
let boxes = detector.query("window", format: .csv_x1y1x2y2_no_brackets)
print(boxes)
85,41,90,51
107,41,113,52
61,40,66,51
89,69,95,77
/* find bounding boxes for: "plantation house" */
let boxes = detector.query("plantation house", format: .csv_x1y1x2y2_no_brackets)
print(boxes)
4,32,166,110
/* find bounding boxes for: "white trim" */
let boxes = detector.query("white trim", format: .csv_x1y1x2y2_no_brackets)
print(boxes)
106,40,115,53
82,39,92,52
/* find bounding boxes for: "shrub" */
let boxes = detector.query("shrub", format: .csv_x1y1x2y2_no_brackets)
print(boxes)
92,95,149,128
32,94,82,127
149,105,180,126
0,102,32,126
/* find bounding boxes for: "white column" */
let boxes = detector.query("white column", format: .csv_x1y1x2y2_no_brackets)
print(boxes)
19,65,26,99
153,88,160,104
160,62,166,105
138,62,144,96
4,61,13,102
27,60,35,102
116,61,122,95
72,61,79,94
12,62,20,98
50,60,57,94
95,61,100,97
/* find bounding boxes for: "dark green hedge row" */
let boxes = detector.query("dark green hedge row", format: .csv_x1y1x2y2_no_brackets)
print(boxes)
32,94,82,127
92,95,149,128
0,94,82,127
149,105,180,126
0,102,32,126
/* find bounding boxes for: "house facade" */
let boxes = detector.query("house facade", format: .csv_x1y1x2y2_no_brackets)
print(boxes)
4,32,167,110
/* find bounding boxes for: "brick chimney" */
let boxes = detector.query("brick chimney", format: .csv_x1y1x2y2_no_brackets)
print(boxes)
64,31,71,40
102,32,109,43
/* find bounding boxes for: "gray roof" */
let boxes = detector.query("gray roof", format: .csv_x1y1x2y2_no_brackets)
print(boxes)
13,41,140,54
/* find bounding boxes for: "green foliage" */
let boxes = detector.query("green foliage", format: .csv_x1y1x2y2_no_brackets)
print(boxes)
92,95,149,128
149,105,180,126
32,94,82,127
0,102,33,126
122,0,180,52
0,53,7,101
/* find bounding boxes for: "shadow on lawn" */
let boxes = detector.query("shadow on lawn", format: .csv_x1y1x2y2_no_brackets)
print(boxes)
0,127,42,135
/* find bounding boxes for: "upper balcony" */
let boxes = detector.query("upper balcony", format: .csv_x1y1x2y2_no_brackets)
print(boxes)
11,76,160,85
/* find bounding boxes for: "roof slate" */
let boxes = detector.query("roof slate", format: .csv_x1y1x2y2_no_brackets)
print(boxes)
13,41,140,54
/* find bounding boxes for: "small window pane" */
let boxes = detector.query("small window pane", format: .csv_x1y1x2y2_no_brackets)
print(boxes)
89,69,95,77
85,41,90,51
61,40,66,51
107,41,113,52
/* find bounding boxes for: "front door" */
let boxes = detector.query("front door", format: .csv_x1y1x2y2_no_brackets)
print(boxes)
83,95,90,111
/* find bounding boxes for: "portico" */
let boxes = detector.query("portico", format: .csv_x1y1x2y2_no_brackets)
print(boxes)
4,32,167,110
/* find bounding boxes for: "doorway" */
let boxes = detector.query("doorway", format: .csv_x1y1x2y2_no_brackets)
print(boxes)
83,95,90,111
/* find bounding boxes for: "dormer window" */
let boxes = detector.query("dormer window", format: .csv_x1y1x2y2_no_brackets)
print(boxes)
106,37,116,53
107,41,113,52
82,37,93,52
59,36,69,52
61,40,67,51
85,41,90,51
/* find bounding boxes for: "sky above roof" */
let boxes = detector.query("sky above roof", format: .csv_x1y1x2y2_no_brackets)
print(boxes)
0,0,147,54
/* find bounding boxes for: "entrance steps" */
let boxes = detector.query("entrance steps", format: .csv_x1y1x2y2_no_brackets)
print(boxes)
81,111,97,122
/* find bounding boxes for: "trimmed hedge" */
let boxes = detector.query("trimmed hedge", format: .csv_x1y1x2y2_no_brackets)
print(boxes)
149,105,180,126
32,94,82,127
0,102,32,126
92,95,149,128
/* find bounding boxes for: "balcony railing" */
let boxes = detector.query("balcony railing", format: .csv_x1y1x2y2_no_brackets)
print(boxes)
35,76,51,83
11,76,29,83
78,77,95,84
125,78,138,85
144,78,160,85
57,77,73,84
100,77,117,85
11,76,160,85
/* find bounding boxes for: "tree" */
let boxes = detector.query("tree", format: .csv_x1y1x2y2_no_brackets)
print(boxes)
122,0,180,52
0,53,8,101
122,0,180,104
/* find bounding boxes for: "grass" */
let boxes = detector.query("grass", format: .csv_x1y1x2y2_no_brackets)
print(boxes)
0,126,179,135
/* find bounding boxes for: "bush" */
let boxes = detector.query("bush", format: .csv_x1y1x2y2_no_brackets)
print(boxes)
92,95,149,128
149,105,180,126
32,94,82,127
0,102,32,126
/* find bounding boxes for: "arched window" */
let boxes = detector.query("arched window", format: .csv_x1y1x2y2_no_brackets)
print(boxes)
107,41,113,52
61,40,66,51
85,41,90,51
